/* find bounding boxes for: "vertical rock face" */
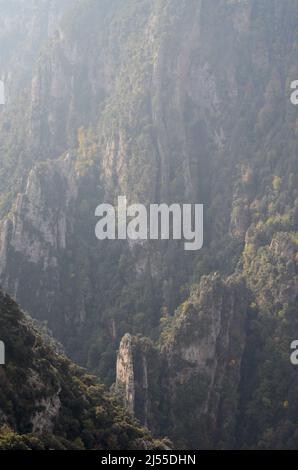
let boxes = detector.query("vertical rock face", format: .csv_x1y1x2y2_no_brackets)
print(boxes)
116,274,249,449
116,334,162,431
1,156,77,267
0,156,79,327
116,334,135,414
0,0,75,99
164,275,248,449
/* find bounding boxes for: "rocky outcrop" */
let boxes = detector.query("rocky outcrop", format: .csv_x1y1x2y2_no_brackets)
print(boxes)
116,274,249,449
31,393,61,434
116,334,135,414
0,155,77,269
164,274,248,449
0,155,77,297
0,0,75,101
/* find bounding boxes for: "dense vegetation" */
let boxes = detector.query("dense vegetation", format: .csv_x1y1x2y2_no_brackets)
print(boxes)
0,291,169,450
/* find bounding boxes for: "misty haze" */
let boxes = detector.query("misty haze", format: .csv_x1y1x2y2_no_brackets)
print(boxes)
0,0,297,455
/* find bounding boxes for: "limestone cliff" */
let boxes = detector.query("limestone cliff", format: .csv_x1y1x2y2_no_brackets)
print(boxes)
116,334,135,414
116,274,249,449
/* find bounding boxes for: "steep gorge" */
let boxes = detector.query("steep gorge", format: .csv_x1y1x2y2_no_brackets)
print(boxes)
0,0,297,449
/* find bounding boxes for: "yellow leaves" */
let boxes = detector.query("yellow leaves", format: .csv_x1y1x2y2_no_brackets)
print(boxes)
73,437,85,449
76,127,98,174
290,232,298,246
78,127,87,158
180,300,189,314
277,310,285,319
272,175,282,191
95,405,108,422
243,243,255,272
283,400,289,409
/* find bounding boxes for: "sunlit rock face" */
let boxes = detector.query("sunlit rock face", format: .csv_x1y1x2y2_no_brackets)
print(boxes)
117,274,249,449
